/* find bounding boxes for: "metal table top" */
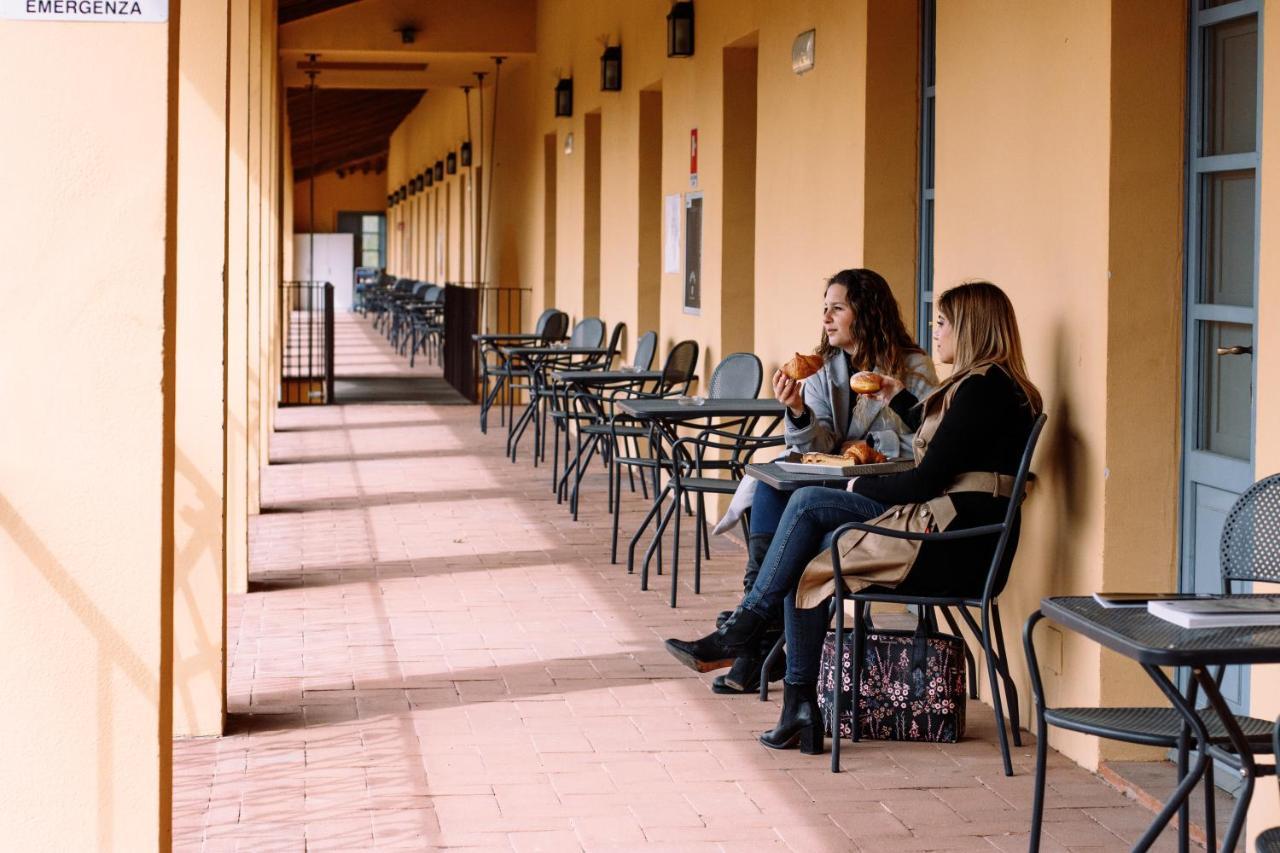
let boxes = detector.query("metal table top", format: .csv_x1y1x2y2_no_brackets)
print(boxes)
616,398,785,419
500,345,612,358
745,461,852,491
552,369,663,382
471,332,544,343
1041,595,1280,667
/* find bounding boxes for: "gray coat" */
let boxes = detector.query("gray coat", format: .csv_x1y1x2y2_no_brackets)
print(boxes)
783,350,938,458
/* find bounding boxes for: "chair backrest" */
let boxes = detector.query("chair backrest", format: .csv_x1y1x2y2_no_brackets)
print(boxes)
412,281,432,298
708,353,763,399
533,308,559,335
422,285,441,303
660,339,699,390
570,317,606,347
632,330,657,370
540,310,570,343
1220,473,1280,588
605,322,626,364
983,412,1048,601
395,279,416,293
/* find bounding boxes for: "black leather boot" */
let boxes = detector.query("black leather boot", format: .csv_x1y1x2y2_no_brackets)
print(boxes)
664,607,766,673
759,682,824,755
712,627,783,694
718,533,773,626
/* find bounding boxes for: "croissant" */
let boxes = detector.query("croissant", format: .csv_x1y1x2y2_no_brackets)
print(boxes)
839,440,887,465
781,352,824,381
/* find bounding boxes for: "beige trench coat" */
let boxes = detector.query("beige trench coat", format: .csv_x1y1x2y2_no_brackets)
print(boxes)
791,367,993,610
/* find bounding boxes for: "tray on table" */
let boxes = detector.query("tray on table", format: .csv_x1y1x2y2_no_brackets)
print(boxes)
772,451,915,477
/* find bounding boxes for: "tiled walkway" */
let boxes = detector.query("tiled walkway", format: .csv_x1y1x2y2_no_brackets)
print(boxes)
173,320,1186,851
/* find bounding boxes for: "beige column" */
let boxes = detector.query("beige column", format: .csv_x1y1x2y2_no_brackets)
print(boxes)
246,0,263,515
226,0,252,594
174,0,232,737
0,11,176,850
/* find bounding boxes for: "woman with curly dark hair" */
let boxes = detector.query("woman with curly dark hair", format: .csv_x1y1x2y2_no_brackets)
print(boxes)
711,269,937,695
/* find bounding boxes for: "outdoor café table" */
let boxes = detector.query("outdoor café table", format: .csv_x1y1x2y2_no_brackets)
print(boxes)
473,333,552,433
500,345,613,463
614,398,785,591
1027,596,1280,853
547,369,667,512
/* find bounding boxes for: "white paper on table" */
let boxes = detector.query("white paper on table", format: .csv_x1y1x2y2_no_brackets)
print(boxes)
663,193,681,274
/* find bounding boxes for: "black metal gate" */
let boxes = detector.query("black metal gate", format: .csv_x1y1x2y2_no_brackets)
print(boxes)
279,280,334,405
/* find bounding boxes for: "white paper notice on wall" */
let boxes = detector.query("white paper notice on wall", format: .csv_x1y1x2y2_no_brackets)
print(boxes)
663,193,681,274
2,0,168,22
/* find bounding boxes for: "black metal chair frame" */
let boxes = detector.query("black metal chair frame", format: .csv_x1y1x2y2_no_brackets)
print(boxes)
825,412,1047,777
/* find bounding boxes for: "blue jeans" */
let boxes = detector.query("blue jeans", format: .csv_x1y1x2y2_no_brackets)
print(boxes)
748,482,789,536
739,486,887,685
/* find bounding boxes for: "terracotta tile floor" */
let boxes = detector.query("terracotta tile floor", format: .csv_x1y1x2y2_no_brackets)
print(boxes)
172,319,1188,851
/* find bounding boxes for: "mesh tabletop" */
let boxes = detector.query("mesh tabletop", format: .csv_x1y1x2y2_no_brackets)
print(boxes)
552,370,662,383
746,462,850,491
471,333,544,342
1041,596,1280,667
501,346,611,357
616,398,785,419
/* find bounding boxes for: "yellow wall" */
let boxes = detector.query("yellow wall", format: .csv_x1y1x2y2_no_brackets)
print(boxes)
935,0,1113,768
0,13,175,850
293,170,386,233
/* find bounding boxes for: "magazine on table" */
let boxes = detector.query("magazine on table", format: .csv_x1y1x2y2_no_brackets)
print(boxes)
1146,596,1280,629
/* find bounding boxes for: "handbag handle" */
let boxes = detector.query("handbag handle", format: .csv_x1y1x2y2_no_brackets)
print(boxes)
910,613,930,676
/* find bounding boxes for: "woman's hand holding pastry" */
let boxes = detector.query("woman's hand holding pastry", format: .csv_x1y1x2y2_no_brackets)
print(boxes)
852,371,901,403
772,369,805,417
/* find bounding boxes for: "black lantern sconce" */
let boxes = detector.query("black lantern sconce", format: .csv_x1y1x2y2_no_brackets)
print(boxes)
425,168,434,187
415,174,425,192
409,176,418,195
460,140,473,167
387,193,394,207
433,160,444,181
446,151,457,174
601,44,622,91
667,1,694,57
554,77,573,117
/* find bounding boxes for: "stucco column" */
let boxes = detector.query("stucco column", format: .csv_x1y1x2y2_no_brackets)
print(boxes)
0,10,177,850
173,0,231,739
226,0,252,594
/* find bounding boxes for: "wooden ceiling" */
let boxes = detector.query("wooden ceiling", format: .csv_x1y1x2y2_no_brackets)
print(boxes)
279,0,365,25
287,87,424,181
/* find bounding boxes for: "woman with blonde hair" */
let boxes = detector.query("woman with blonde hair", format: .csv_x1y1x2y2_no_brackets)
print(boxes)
666,281,1042,755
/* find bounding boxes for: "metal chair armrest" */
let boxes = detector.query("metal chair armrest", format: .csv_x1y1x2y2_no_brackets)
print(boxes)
830,519,1006,544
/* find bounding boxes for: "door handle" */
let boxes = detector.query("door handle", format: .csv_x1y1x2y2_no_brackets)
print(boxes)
1216,345,1253,356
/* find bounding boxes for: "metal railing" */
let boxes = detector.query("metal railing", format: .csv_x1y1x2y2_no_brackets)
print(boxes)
279,280,334,405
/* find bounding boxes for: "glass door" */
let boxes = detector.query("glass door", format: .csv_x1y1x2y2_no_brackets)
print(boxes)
1180,0,1260,718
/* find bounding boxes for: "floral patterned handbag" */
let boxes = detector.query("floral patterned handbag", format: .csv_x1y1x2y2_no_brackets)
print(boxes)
816,615,967,743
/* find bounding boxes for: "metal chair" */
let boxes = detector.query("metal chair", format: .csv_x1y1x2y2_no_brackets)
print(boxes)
611,340,699,567
478,309,567,433
1026,472,1280,853
549,322,628,495
662,354,783,606
632,330,657,371
825,413,1047,777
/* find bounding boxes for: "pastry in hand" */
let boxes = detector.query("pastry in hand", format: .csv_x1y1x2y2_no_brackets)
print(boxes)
839,440,887,465
850,372,883,395
781,352,824,381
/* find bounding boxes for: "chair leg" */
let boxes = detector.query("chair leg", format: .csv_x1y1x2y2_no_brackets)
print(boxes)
698,494,712,560
981,607,1015,777
670,485,682,608
692,493,703,596
940,606,980,699
989,601,1023,747
760,635,784,702
611,459,623,565
1029,691,1049,852
850,602,865,746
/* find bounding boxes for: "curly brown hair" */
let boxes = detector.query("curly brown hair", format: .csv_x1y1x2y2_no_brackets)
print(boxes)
815,268,928,381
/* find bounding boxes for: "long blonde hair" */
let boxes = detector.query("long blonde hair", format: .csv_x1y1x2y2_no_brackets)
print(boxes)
935,281,1042,414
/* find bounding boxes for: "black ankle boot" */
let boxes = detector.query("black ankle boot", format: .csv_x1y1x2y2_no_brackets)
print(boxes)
713,626,783,694
664,607,766,673
717,534,773,627
759,681,824,755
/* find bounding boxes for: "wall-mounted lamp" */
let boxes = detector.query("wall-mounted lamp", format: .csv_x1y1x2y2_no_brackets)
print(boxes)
425,168,434,187
434,160,444,181
554,77,573,117
667,1,694,57
394,24,418,44
387,194,394,207
416,174,425,192
601,44,622,91
564,132,574,155
446,151,457,174
409,178,418,195
460,141,472,167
